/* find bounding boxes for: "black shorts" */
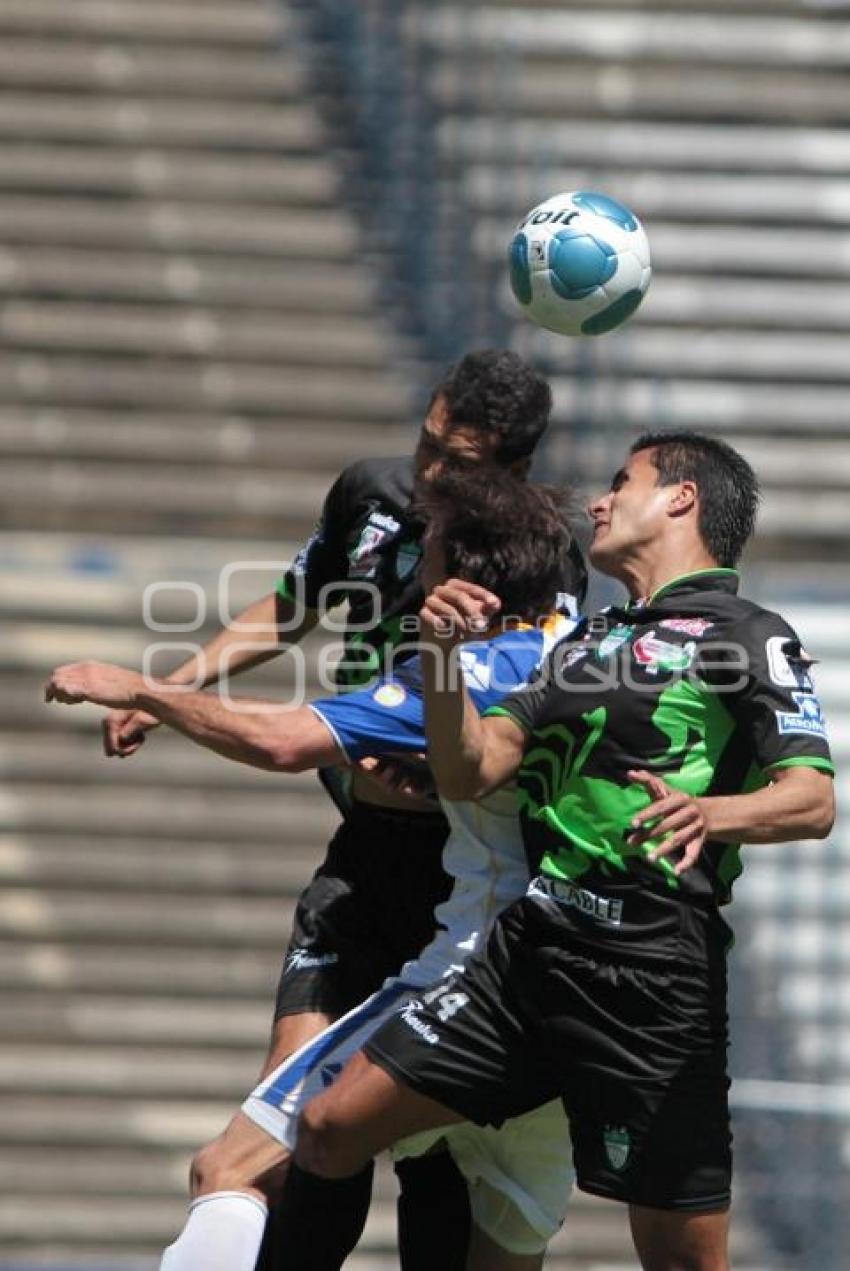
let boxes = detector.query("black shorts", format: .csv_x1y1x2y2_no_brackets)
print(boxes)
274,801,451,1021
366,880,732,1212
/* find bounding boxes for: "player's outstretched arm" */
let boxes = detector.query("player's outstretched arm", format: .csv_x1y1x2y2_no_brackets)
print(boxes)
102,591,318,758
418,579,526,801
46,660,340,773
628,765,835,877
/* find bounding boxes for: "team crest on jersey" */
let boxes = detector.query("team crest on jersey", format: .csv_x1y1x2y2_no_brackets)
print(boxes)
373,682,406,708
776,691,827,738
659,618,714,638
633,631,696,674
603,1125,632,1172
348,512,401,579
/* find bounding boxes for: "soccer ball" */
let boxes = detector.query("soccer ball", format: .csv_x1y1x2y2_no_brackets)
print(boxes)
508,191,651,337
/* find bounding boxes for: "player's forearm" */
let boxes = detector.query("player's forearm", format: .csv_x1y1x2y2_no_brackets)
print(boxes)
420,643,490,800
164,592,316,689
699,769,835,844
135,685,295,771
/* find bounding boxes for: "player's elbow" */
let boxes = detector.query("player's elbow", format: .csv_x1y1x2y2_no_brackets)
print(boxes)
807,785,836,839
264,736,311,773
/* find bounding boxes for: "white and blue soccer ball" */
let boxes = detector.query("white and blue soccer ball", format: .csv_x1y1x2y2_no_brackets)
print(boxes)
508,191,651,337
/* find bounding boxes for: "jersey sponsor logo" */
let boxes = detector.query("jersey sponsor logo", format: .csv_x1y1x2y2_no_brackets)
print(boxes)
373,682,407,708
398,1000,440,1046
285,949,340,974
776,691,828,739
659,618,714,638
632,630,696,674
530,876,624,926
766,636,814,690
603,1125,632,1172
596,623,634,660
291,526,323,576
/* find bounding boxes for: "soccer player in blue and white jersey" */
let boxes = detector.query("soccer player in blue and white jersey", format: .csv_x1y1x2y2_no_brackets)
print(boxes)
46,465,580,1271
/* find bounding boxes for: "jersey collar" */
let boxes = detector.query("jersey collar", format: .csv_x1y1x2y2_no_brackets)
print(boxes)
632,567,740,611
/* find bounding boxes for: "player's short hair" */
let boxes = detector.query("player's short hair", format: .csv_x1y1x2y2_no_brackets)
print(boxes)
418,465,573,621
631,430,760,567
432,350,552,463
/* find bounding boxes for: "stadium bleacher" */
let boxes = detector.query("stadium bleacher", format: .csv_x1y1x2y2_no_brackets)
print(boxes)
0,0,847,1266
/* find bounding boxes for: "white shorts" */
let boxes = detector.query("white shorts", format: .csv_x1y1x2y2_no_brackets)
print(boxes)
243,979,573,1253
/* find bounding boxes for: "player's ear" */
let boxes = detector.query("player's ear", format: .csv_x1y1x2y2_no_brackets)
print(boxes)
668,480,697,517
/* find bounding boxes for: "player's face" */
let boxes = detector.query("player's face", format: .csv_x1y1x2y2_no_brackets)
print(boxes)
414,394,495,487
587,448,674,575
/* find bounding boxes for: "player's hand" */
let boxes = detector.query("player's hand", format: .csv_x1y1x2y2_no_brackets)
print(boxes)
357,755,436,800
102,707,161,757
419,579,501,647
45,662,146,711
626,768,708,876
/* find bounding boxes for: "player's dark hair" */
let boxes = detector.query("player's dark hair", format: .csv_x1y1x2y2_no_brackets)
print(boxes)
432,349,552,463
631,430,760,567
418,465,573,621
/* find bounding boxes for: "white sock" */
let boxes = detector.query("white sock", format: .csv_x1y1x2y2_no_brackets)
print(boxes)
160,1190,268,1271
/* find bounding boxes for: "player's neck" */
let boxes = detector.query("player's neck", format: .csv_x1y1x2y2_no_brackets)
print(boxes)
621,544,719,605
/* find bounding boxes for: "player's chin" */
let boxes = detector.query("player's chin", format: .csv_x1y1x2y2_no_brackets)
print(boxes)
587,529,615,567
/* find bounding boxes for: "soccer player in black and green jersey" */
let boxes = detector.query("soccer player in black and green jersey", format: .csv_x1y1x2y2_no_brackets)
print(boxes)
292,432,835,1271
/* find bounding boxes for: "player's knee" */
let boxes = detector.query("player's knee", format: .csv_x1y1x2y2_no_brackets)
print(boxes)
296,1103,365,1180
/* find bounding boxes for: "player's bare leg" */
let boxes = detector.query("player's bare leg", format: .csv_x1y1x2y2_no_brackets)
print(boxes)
297,1049,464,1179
467,1224,544,1271
189,1010,334,1199
629,1205,730,1271
160,1012,336,1271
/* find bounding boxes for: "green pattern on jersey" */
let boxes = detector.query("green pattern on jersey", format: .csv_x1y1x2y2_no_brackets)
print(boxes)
518,678,750,895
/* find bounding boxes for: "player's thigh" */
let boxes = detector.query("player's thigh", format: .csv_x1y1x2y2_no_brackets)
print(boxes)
259,1010,334,1079
192,1111,291,1201
629,1205,729,1271
467,1223,544,1271
297,1050,464,1178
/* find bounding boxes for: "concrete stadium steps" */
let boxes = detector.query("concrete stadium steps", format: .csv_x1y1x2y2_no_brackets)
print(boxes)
0,197,357,254
422,7,850,70
0,39,301,98
0,0,416,541
0,409,412,468
0,355,407,417
0,247,378,309
0,941,283,1001
0,96,327,151
0,148,340,204
0,303,393,366
0,1,283,45
439,62,850,125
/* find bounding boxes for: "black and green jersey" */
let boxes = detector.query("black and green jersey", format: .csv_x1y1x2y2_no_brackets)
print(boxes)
279,455,588,692
487,569,834,918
